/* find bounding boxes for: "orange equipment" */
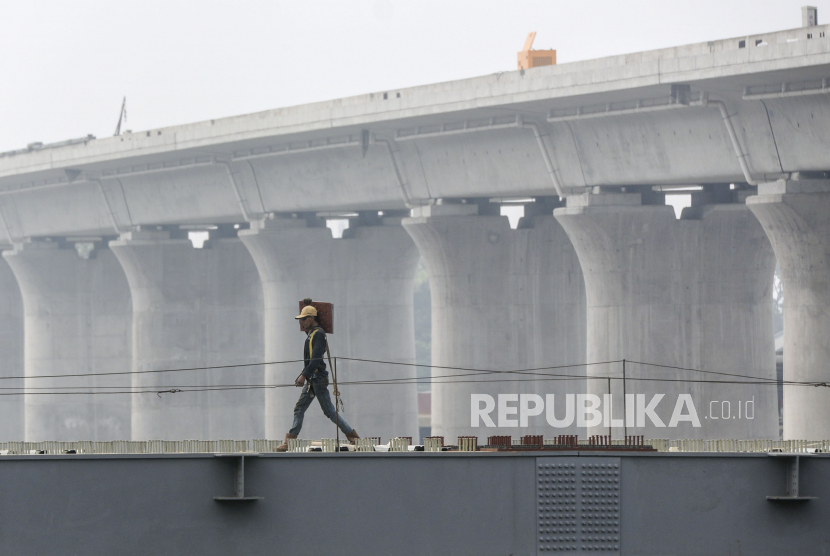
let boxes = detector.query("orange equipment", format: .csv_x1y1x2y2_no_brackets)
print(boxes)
517,32,556,70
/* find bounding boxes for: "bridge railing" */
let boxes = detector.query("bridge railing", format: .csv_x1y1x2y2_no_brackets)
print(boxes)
647,438,830,453
0,439,251,455
1,438,828,455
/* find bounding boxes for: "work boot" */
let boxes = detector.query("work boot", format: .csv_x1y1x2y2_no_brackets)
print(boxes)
275,433,298,452
346,429,360,444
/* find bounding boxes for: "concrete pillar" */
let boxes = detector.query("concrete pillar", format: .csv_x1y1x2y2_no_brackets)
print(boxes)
109,231,263,441
747,179,830,439
3,240,132,441
0,257,23,441
402,204,586,441
555,193,778,439
239,216,420,442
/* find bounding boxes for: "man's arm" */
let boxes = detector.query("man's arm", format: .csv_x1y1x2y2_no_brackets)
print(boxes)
301,329,327,379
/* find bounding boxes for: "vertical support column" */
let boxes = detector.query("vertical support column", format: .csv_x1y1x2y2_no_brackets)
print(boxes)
748,179,830,439
239,216,420,442
555,193,777,439
0,256,23,441
3,240,132,441
402,204,586,440
109,231,264,441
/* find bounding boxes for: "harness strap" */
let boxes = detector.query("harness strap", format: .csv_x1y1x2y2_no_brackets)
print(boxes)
325,339,344,413
307,328,319,360
308,327,344,412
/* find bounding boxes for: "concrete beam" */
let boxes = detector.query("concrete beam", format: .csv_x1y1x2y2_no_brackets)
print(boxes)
1,24,827,179
1,88,825,241
0,28,826,239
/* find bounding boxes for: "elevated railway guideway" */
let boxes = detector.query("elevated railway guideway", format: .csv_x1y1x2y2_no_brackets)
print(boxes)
0,23,826,239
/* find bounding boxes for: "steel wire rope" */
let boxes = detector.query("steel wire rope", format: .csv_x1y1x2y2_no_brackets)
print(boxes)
624,360,782,384
1,357,781,384
332,358,824,387
0,372,825,396
337,356,602,376
0,359,306,381
0,356,824,395
341,356,786,385
0,360,598,392
0,373,584,390
0,366,587,388
0,367,591,393
0,357,610,387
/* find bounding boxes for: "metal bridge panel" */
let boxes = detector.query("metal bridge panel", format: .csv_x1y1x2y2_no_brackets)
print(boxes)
537,457,621,555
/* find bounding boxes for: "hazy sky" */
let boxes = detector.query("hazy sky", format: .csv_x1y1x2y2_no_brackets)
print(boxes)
0,0,823,152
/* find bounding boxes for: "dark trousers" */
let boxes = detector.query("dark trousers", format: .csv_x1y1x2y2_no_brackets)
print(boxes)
289,376,353,436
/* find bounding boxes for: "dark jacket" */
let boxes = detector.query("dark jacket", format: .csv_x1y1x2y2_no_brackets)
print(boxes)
302,326,328,380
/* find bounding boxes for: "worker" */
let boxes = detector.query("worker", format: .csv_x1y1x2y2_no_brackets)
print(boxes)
276,303,360,452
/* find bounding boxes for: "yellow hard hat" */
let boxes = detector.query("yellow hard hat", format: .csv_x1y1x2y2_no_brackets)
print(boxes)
295,305,318,319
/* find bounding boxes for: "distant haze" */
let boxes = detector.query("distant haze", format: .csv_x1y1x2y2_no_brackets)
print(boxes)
0,0,822,152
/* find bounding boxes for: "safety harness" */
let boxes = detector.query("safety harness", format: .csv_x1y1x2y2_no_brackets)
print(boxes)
307,327,344,413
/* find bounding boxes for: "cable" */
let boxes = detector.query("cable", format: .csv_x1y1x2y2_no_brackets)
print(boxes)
0,355,823,396
625,360,781,384
338,356,605,375
0,371,825,396
342,356,784,385
0,356,793,385
0,362,757,391
0,359,304,382
0,357,610,383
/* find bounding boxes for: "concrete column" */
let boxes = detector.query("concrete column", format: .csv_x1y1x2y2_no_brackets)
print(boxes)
0,257,23,441
109,231,263,441
748,179,830,439
402,204,586,441
555,193,778,439
239,216,420,442
3,240,132,441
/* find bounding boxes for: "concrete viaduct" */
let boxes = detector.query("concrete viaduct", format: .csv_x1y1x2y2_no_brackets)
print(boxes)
0,22,828,443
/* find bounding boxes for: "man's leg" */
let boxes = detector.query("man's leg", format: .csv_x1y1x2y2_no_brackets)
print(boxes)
289,383,316,436
311,379,357,437
276,384,316,451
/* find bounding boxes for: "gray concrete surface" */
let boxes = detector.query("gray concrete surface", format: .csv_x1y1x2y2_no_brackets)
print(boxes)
748,179,830,439
555,195,778,439
3,242,132,441
239,216,420,442
0,451,825,555
109,232,264,440
404,206,586,440
0,258,23,440
0,26,828,238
